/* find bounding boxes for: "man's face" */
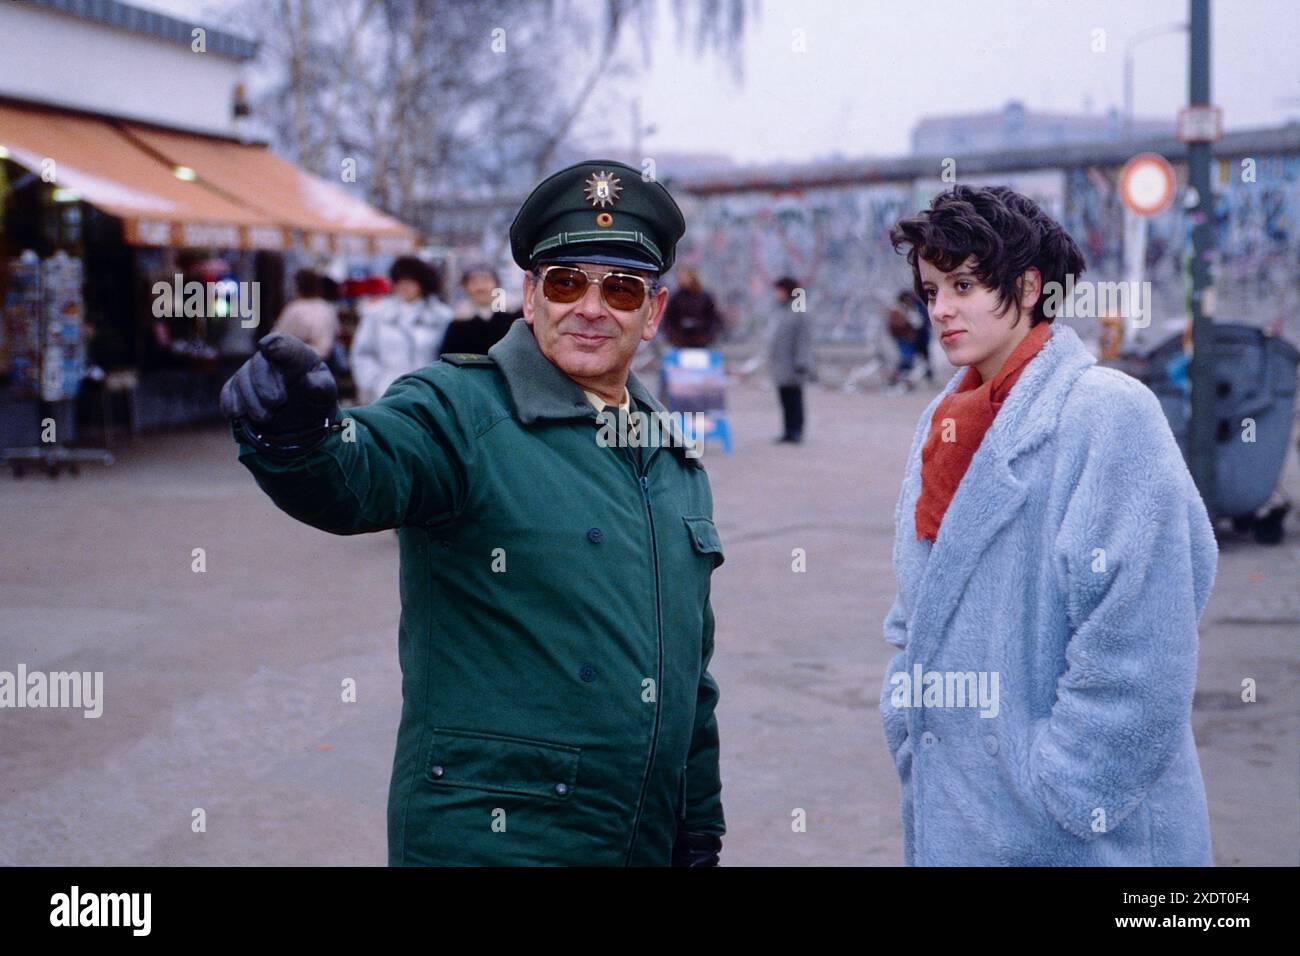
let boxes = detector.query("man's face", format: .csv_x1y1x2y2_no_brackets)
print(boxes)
918,255,1039,379
522,261,668,391
464,272,496,307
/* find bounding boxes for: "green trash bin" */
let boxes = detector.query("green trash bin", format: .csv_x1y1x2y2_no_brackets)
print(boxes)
1143,323,1298,520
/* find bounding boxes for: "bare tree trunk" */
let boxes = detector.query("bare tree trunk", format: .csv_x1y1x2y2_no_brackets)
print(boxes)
529,1,625,180
317,0,380,162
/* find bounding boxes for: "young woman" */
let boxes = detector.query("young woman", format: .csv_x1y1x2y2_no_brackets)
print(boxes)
880,185,1219,866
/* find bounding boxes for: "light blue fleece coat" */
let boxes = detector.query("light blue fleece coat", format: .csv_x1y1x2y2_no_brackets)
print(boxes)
880,322,1219,866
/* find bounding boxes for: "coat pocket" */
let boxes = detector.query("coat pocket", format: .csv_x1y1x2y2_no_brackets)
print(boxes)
682,515,725,569
426,728,581,801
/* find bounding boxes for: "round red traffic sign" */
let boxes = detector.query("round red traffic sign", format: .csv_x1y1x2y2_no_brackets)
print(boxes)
1120,152,1176,217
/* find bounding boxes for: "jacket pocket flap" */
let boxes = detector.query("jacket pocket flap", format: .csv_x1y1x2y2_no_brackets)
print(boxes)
682,515,725,567
427,728,581,800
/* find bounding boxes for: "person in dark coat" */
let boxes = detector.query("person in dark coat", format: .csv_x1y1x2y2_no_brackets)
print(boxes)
661,267,723,348
219,160,725,867
767,276,814,442
439,263,522,355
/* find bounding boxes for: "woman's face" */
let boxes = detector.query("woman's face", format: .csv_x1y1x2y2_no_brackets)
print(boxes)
464,272,497,307
394,278,424,303
918,256,1039,381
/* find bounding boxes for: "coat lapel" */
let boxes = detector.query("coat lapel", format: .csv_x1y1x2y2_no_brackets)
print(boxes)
486,319,697,462
906,323,1098,653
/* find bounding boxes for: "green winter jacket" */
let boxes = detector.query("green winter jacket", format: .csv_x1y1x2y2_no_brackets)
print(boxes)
231,319,725,865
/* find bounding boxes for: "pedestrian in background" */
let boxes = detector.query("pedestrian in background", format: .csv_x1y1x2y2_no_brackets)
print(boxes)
885,303,918,392
662,266,723,348
272,269,338,360
439,263,520,355
349,256,452,403
768,275,813,443
899,288,934,384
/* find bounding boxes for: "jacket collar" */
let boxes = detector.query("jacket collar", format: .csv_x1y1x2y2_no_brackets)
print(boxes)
905,322,1097,650
487,318,695,456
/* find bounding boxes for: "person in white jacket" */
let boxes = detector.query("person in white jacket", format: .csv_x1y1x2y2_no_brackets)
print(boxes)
350,256,453,404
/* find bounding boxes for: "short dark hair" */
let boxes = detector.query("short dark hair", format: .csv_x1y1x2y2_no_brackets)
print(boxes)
773,276,800,296
390,256,441,297
293,268,323,299
460,263,500,287
889,185,1085,328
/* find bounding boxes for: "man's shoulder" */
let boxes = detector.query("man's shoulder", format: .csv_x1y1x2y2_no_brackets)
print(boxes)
406,354,506,394
440,352,495,368
380,356,511,425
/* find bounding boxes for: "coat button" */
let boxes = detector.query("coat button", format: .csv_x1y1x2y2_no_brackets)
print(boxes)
984,735,999,755
587,527,603,544
554,782,570,796
920,731,937,747
430,765,445,779
579,664,597,682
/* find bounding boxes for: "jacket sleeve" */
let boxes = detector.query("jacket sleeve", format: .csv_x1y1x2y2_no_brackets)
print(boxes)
880,594,910,758
682,594,725,838
1030,376,1218,840
794,314,814,374
233,369,473,534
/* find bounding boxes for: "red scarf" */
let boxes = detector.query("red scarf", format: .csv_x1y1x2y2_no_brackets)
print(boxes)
915,322,1053,542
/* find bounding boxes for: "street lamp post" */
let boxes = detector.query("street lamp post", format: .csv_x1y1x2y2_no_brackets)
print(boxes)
1123,21,1189,140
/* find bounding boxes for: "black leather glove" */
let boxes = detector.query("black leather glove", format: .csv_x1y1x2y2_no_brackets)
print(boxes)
671,829,722,867
220,332,342,458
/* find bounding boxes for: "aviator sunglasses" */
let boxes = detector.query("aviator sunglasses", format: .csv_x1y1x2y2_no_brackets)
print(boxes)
535,264,657,312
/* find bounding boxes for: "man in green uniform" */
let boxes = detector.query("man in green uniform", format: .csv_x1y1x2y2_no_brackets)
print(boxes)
219,160,725,866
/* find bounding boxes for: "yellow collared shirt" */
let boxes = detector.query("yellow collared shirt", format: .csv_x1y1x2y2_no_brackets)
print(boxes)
583,387,631,415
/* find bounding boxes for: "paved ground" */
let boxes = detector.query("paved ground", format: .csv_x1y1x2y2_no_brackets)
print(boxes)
1,376,1297,865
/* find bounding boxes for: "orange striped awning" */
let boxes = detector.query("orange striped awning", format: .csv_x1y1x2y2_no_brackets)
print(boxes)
0,100,288,250
0,100,419,254
122,123,418,255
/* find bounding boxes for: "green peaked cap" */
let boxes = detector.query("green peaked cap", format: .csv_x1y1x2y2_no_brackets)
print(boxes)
509,160,686,274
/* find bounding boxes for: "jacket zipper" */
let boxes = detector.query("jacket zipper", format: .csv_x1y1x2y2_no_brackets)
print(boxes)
624,462,665,864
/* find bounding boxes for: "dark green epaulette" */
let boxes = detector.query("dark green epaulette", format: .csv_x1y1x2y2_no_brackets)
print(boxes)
440,353,495,367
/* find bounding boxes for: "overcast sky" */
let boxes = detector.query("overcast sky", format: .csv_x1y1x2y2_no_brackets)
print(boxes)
151,0,1300,164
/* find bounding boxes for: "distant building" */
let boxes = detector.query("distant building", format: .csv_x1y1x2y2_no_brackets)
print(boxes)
911,100,1173,156
0,0,257,138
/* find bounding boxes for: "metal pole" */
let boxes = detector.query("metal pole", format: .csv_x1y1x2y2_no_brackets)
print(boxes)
1187,0,1217,515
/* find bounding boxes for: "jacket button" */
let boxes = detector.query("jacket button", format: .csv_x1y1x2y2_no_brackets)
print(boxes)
579,664,597,683
984,735,999,755
554,782,570,796
587,527,603,544
430,765,445,779
920,731,937,747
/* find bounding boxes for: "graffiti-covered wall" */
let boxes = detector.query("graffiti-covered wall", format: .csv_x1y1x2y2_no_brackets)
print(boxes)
674,183,913,344
675,140,1300,348
1062,155,1300,335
